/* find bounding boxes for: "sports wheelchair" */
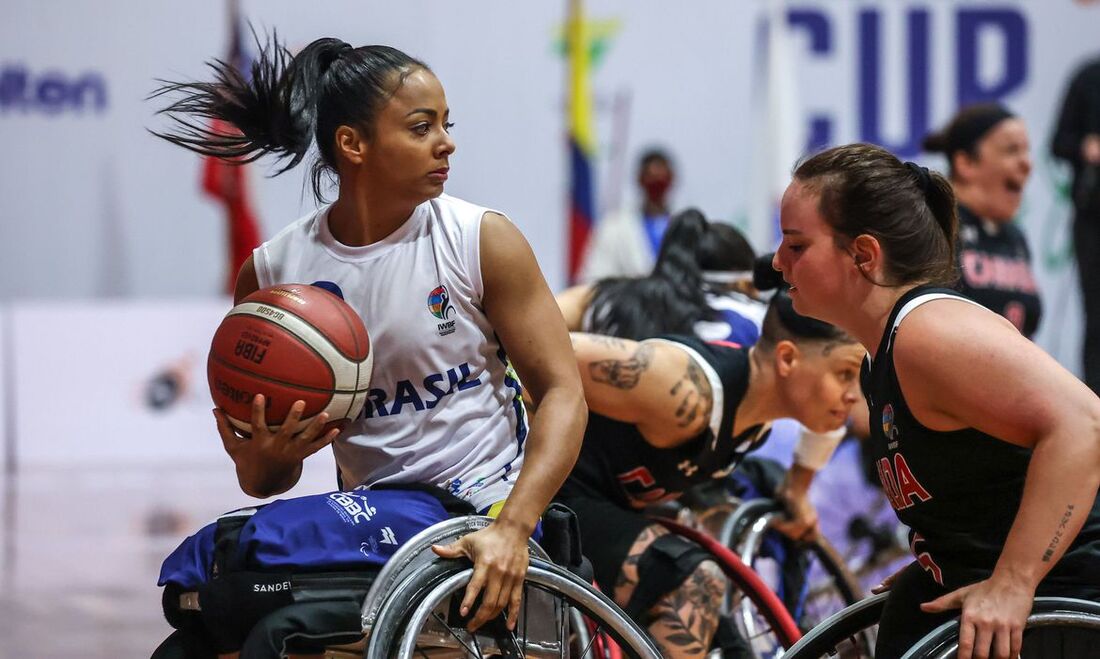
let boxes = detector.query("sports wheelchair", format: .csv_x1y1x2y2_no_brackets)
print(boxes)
782,593,1100,658
653,458,867,657
715,498,867,656
160,508,661,659
355,514,661,658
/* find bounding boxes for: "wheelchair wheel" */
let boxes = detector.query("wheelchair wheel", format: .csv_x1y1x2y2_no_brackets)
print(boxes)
653,518,803,657
780,592,887,658
900,597,1100,659
720,498,871,649
365,557,662,659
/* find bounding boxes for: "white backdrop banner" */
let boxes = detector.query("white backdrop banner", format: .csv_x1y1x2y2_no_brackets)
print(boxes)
6,299,339,481
1,1,1097,371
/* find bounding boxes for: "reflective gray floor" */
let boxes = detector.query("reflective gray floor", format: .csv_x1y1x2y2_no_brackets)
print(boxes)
0,461,336,659
0,442,904,658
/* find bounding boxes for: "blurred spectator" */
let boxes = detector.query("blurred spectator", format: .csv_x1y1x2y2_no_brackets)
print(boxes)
1052,56,1100,392
579,148,676,281
923,103,1041,338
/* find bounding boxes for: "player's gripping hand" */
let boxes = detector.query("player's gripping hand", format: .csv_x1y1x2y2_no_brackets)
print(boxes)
772,478,821,542
214,394,340,496
921,575,1032,659
432,521,531,632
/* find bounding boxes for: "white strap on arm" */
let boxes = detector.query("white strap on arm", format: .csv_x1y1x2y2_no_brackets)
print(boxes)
793,425,847,471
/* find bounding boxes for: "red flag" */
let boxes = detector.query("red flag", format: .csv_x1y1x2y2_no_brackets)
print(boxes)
203,0,261,294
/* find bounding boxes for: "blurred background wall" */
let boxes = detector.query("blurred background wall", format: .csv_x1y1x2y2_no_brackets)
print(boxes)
0,1,1097,655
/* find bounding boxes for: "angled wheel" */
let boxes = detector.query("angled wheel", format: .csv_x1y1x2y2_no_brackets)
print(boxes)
653,518,802,657
900,597,1100,659
780,592,887,659
364,558,662,659
717,498,871,653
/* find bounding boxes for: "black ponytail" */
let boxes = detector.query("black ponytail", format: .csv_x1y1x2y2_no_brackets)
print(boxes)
587,208,733,340
150,31,428,201
651,208,711,303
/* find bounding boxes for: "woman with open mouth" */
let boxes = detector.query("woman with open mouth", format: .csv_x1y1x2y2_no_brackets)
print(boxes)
923,103,1040,338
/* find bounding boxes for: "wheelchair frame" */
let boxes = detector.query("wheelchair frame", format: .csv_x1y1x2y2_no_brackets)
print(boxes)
781,594,1100,659
356,516,663,659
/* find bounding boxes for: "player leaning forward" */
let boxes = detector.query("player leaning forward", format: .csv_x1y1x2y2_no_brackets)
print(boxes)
772,143,1100,659
151,33,586,646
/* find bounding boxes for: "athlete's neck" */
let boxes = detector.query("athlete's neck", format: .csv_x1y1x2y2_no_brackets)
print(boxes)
734,348,787,435
953,184,1007,225
641,199,668,217
845,284,922,357
327,190,421,247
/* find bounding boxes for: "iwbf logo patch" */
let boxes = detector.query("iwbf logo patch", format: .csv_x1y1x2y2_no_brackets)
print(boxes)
882,403,899,448
428,285,457,336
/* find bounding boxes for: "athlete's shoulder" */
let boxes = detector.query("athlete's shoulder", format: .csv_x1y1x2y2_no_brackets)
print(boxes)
262,205,325,248
892,295,1017,367
652,334,749,372
431,193,500,218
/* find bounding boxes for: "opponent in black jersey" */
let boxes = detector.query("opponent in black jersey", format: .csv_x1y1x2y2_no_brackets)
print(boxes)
775,143,1100,659
923,103,1041,337
559,293,864,658
955,204,1041,337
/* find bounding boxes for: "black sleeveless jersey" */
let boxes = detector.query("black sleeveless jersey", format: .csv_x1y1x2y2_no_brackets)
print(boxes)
561,336,770,510
861,286,1100,593
955,204,1042,339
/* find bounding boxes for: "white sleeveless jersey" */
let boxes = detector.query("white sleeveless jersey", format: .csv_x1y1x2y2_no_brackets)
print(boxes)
253,194,528,511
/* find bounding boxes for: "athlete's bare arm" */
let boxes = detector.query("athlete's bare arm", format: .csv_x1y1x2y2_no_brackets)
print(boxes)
433,211,588,632
570,333,714,448
555,283,594,331
215,254,336,498
893,299,1100,659
233,254,260,303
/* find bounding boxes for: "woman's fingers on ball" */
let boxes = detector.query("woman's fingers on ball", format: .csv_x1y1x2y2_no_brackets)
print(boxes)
251,394,267,428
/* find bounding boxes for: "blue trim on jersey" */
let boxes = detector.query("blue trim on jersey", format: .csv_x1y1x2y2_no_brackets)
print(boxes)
717,308,761,346
495,345,528,481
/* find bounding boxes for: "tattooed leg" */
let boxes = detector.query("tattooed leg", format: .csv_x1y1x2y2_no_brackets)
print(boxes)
613,524,669,606
646,561,725,658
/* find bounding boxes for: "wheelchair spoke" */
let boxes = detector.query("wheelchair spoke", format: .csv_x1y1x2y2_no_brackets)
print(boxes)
559,601,567,659
521,581,529,653
471,624,484,658
430,611,483,657
577,621,601,658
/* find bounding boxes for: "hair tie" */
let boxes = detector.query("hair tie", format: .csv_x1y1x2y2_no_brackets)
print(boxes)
905,161,931,193
321,42,353,74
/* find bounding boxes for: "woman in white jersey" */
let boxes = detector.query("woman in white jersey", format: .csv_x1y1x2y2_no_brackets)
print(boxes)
152,34,586,640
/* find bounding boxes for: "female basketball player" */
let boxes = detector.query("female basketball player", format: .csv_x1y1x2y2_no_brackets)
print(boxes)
558,292,865,658
151,35,585,652
557,208,764,344
772,143,1100,659
923,103,1041,337
558,209,850,544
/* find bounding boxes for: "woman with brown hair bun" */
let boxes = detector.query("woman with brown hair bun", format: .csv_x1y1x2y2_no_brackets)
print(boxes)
923,103,1040,338
773,142,1100,659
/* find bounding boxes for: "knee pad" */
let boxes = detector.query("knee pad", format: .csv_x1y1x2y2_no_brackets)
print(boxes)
624,533,718,620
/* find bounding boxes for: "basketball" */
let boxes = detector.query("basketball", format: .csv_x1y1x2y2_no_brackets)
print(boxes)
207,284,373,435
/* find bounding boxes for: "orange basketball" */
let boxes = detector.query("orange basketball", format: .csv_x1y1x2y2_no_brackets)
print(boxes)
207,284,372,434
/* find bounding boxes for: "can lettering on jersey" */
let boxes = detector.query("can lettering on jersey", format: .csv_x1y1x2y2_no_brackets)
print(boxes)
878,453,933,511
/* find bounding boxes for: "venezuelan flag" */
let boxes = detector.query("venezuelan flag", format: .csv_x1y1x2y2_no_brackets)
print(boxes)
566,0,596,284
